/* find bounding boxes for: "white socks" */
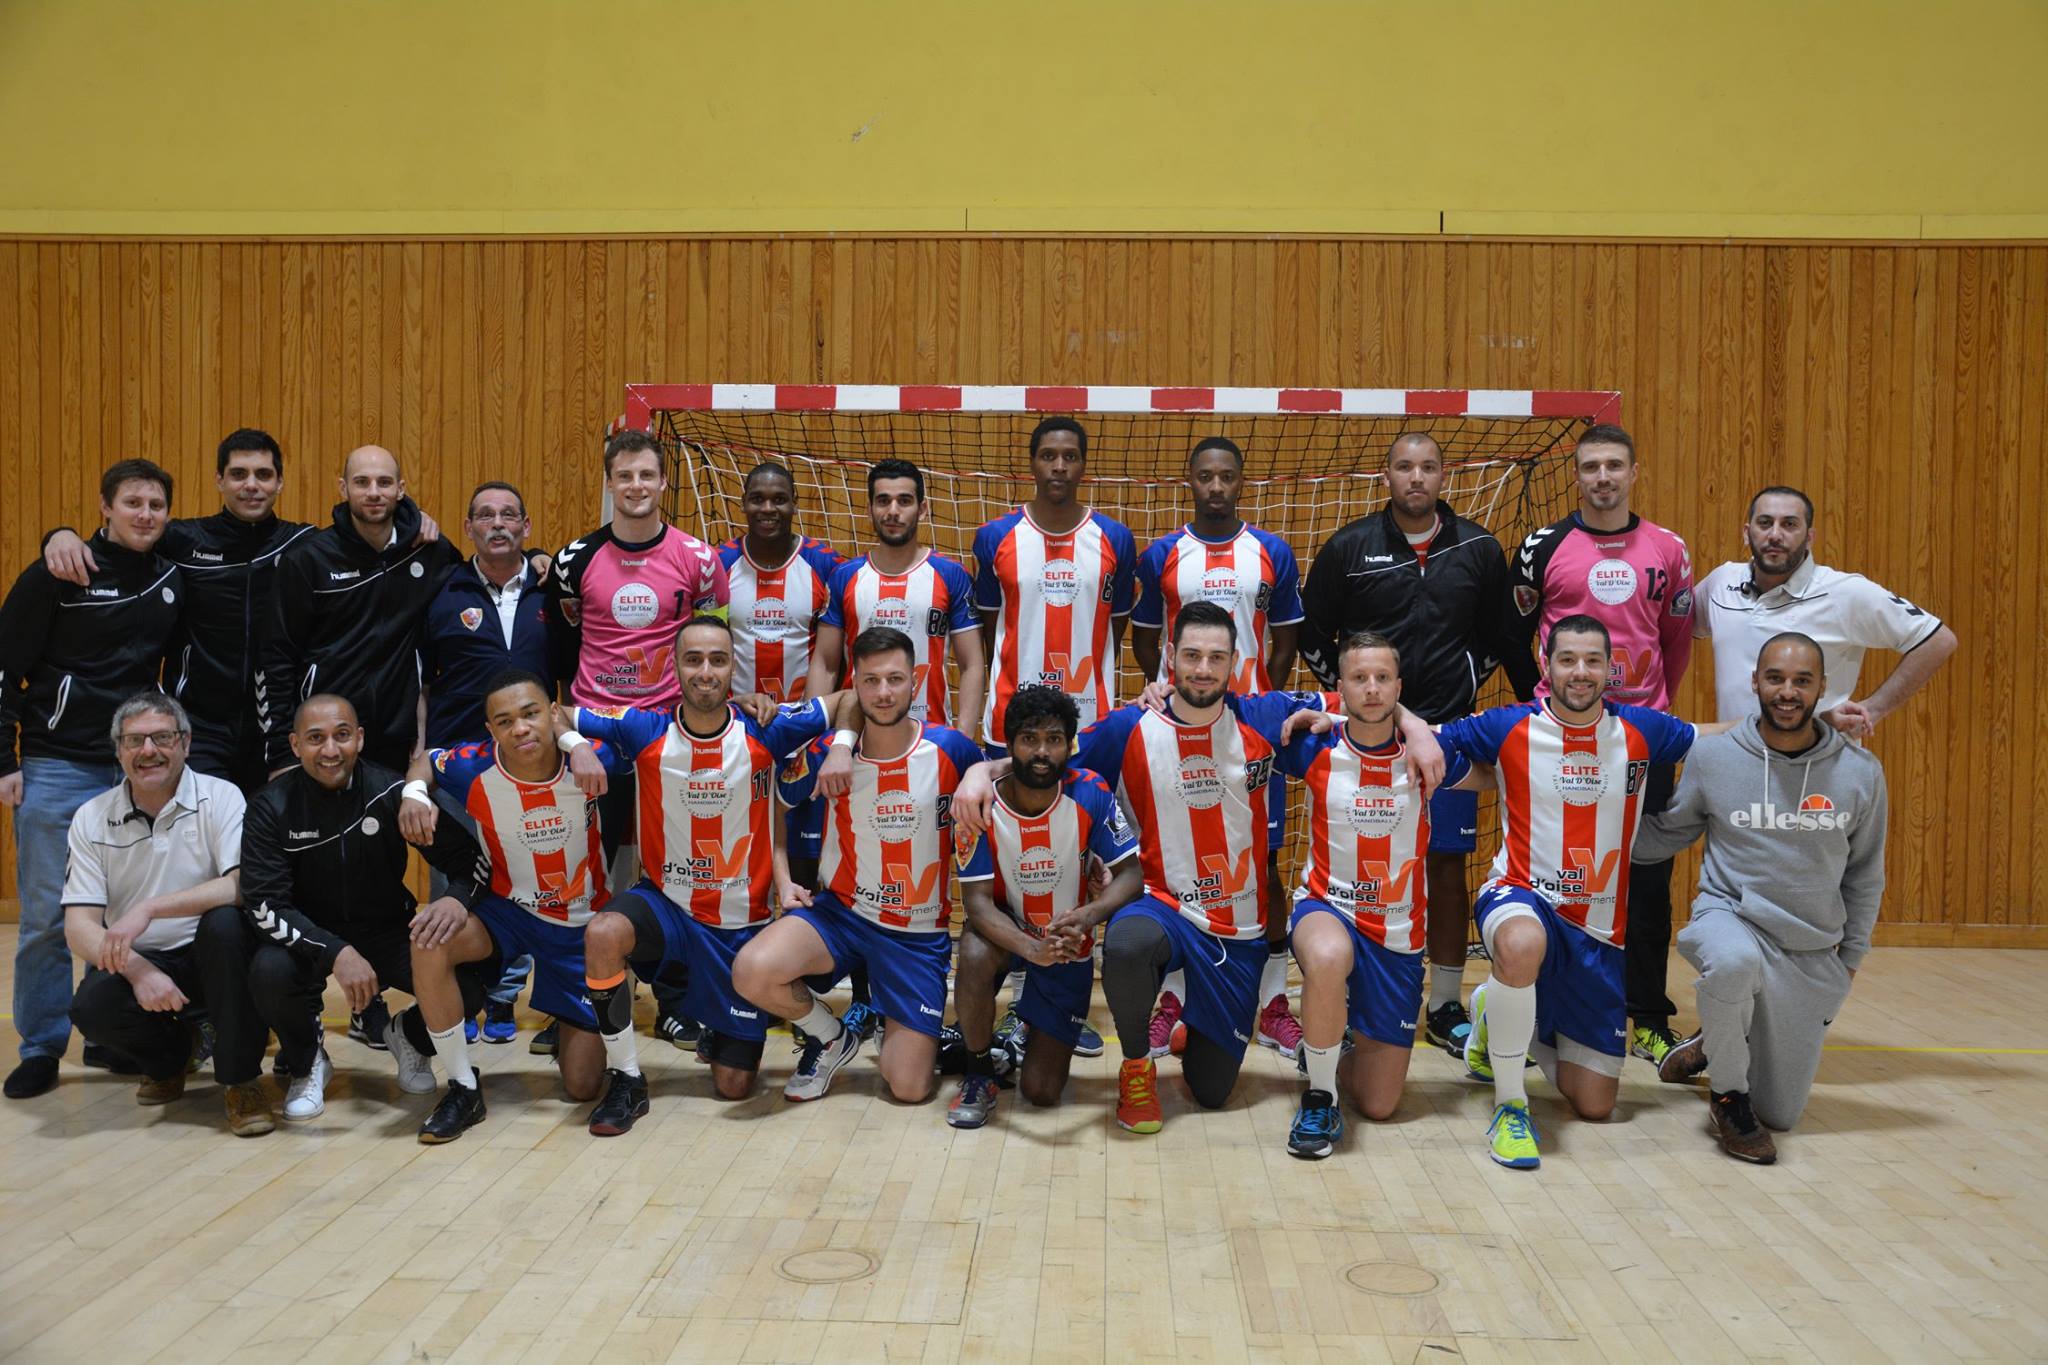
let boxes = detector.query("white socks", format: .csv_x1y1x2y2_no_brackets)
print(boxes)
428,1020,475,1088
1479,976,1535,1108
1259,947,1290,1005
797,998,844,1044
1428,963,1465,1012
602,1025,640,1077
1302,1041,1341,1097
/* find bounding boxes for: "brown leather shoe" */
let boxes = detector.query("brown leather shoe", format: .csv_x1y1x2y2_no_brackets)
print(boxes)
1658,1030,1709,1084
1708,1089,1777,1164
136,1072,186,1106
224,1081,275,1137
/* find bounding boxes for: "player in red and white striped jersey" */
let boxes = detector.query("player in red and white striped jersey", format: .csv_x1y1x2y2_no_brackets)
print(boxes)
562,616,857,1130
397,670,616,1143
717,461,846,704
945,685,1143,1128
1438,615,1731,1169
807,459,985,734
1131,436,1308,1064
734,625,984,1106
1276,632,1485,1160
972,418,1138,752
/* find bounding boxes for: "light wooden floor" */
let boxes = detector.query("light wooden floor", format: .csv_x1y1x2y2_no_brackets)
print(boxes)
2,933,2044,1364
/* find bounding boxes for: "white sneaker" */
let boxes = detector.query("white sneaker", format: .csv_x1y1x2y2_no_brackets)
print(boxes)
783,1025,862,1102
283,1048,331,1121
384,1012,438,1094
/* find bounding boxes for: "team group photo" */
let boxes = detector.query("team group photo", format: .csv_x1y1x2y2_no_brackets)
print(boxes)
1,3,2042,1361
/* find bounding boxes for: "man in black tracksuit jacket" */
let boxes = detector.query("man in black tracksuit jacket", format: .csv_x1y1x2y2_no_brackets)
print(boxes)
42,430,317,792
0,459,187,1099
256,446,462,774
240,694,493,1089
1298,434,1523,1054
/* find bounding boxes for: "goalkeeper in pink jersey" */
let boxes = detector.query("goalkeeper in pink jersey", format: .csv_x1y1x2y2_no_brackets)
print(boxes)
1502,423,1697,1073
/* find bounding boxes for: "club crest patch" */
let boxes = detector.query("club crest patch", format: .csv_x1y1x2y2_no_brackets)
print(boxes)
460,607,484,631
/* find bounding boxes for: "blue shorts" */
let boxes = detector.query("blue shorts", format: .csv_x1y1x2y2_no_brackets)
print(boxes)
980,738,1008,762
470,896,599,1033
791,894,952,1037
1472,883,1626,1060
787,802,824,863
1289,898,1422,1048
613,881,769,1041
1428,784,1478,855
1111,895,1266,1059
1265,773,1289,853
1001,954,1095,1050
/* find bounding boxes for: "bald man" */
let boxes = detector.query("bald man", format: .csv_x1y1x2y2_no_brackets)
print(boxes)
1630,633,1889,1163
255,446,464,773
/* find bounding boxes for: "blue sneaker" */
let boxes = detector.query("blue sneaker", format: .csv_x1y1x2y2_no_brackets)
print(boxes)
1287,1088,1344,1160
843,1001,882,1044
1073,1022,1105,1058
1487,1100,1541,1169
463,1015,480,1045
481,1000,518,1044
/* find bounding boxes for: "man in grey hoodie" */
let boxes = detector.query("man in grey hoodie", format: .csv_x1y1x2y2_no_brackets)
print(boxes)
1632,631,1887,1164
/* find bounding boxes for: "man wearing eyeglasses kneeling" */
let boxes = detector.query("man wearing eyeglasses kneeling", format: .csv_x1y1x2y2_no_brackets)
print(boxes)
63,692,271,1133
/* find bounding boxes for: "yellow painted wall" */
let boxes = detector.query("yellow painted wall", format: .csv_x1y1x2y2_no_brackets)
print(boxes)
2,0,2045,238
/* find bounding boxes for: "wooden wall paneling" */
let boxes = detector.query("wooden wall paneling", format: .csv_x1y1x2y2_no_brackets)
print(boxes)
0,237,2040,938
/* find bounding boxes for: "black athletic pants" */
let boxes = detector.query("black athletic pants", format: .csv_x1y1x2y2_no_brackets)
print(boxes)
69,905,266,1086
1623,760,1679,1031
247,921,489,1075
1100,911,1243,1110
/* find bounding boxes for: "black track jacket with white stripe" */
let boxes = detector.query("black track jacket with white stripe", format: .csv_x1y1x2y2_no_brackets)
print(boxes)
0,532,181,776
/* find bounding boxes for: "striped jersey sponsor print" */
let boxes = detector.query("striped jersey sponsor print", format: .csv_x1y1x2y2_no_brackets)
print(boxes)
574,698,830,928
954,768,1139,951
431,741,614,926
779,723,986,933
1438,701,1695,946
1133,523,1303,693
819,550,977,724
973,508,1138,745
717,536,844,702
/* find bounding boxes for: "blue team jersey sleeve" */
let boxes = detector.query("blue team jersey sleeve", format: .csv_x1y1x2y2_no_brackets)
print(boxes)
1612,704,1698,766
1070,705,1143,788
955,828,995,882
1440,743,1474,790
1130,535,1170,630
1261,531,1305,625
800,538,847,579
777,736,829,810
1275,726,1337,781
569,706,663,773
1436,704,1531,768
755,697,830,758
427,743,495,802
1228,689,1326,747
1070,769,1140,866
936,556,980,633
1105,516,1138,616
715,538,743,573
971,518,1007,611
818,560,856,631
927,725,987,787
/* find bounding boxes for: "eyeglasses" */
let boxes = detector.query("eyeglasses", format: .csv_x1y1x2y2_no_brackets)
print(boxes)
117,729,187,753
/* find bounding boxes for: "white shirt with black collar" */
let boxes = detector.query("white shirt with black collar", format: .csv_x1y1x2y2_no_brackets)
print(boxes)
61,766,245,953
1697,555,1943,720
472,557,525,649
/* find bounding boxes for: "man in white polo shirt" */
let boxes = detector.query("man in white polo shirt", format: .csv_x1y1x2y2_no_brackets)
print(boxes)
63,691,271,1135
1695,486,1957,737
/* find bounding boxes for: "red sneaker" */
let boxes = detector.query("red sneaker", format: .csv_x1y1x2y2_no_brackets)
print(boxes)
1256,994,1304,1060
1146,991,1183,1059
1117,1058,1163,1134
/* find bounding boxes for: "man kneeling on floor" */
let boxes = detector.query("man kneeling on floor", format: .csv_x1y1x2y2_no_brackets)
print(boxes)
1631,632,1887,1163
64,692,270,1134
241,694,496,1120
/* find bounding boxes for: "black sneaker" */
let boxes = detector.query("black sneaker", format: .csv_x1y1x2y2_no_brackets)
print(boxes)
349,995,392,1052
417,1078,487,1144
587,1069,651,1136
1707,1088,1777,1164
935,1024,968,1074
189,1019,215,1074
655,1011,703,1049
1424,1000,1472,1054
529,1018,559,1056
3,1056,59,1100
1287,1088,1345,1160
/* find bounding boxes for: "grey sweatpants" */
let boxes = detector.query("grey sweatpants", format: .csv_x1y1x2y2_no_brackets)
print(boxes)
1675,908,1853,1131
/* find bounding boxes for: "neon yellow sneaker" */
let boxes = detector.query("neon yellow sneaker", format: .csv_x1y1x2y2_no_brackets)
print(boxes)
1463,982,1493,1083
1487,1101,1541,1169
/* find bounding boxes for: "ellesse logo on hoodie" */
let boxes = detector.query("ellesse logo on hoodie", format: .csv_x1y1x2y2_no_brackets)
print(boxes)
1730,793,1851,831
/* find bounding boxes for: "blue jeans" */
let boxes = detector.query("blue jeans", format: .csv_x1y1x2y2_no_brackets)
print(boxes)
13,758,122,1061
429,865,530,1006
